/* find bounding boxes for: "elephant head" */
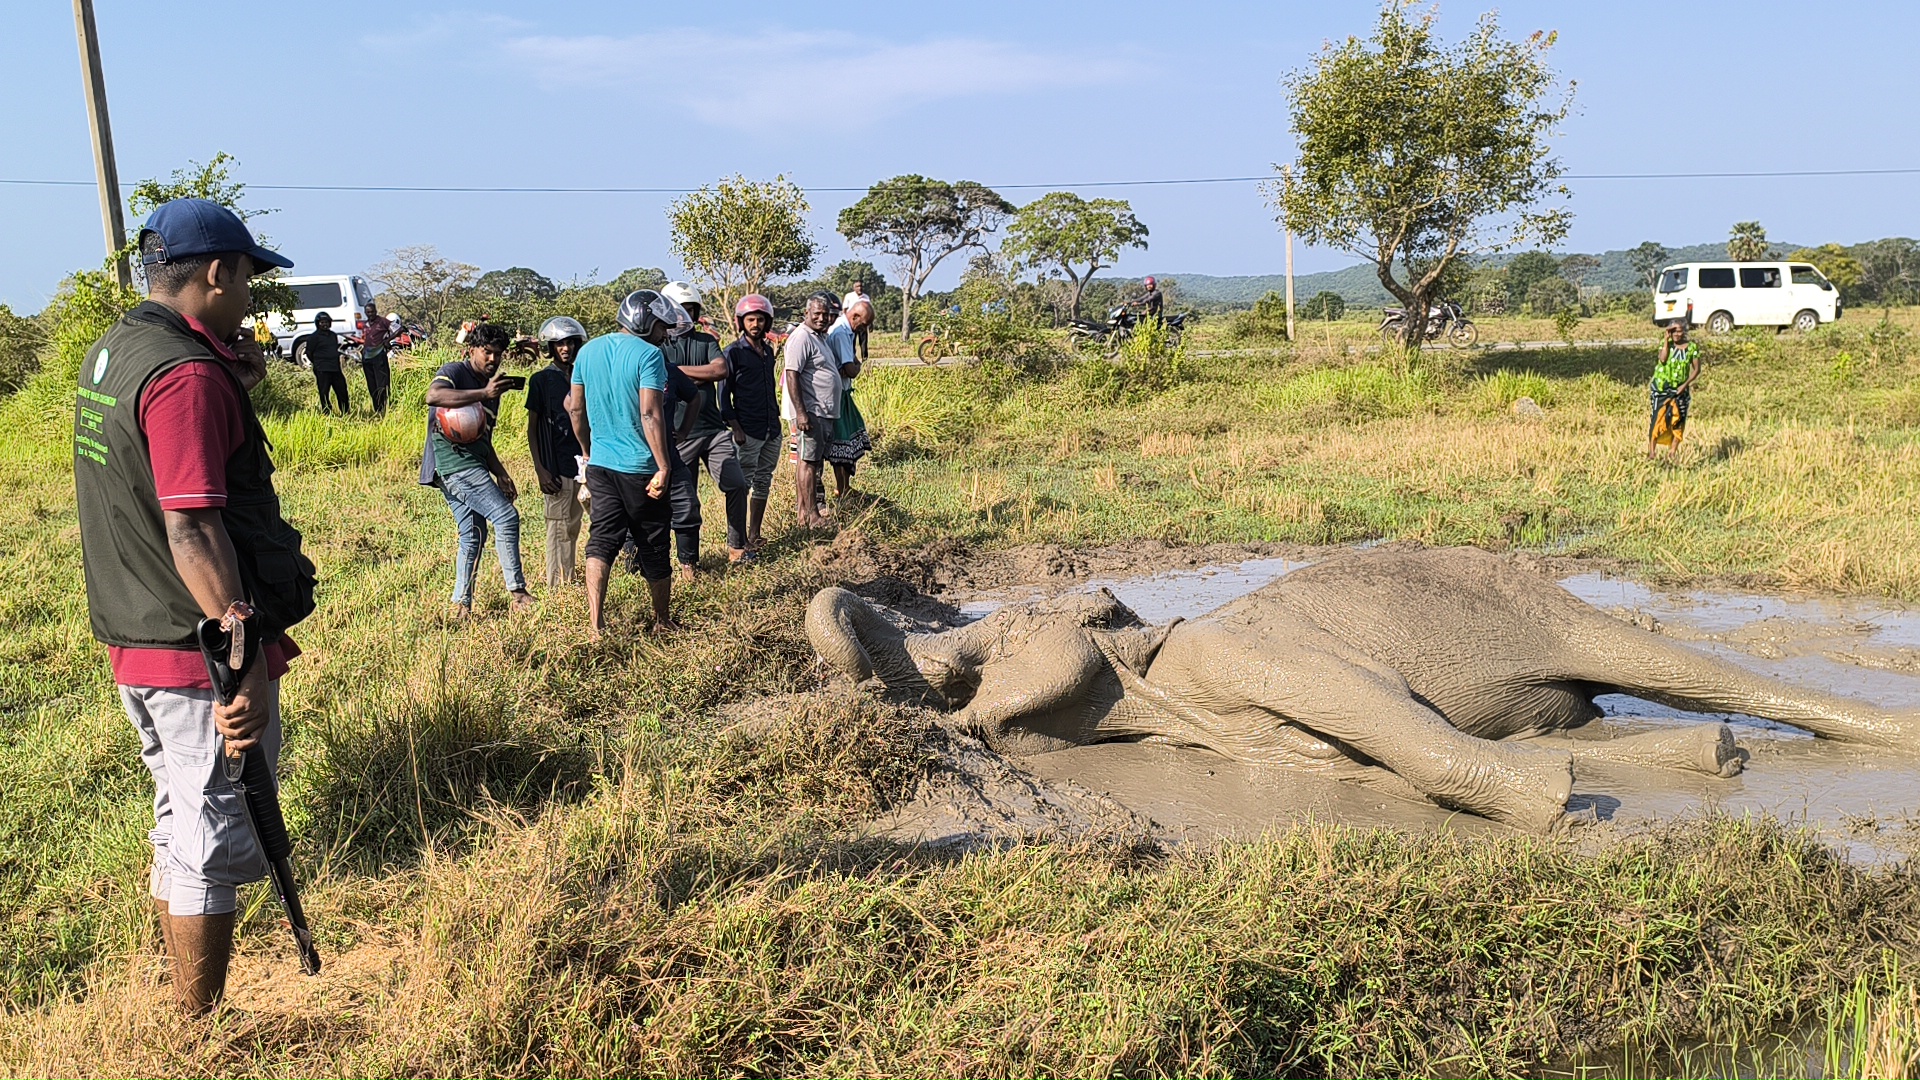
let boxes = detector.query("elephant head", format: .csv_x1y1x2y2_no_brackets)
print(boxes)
807,587,974,708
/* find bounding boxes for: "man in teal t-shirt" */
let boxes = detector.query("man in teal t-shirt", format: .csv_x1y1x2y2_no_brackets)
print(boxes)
566,288,685,639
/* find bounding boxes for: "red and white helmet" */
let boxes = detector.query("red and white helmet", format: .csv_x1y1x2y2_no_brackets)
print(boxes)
1143,276,1157,288
734,293,774,319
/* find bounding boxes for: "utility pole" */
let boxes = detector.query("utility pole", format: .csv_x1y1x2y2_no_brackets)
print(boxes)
1282,165,1296,343
73,0,130,289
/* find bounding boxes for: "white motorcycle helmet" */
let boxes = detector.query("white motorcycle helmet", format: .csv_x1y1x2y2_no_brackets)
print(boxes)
660,281,703,309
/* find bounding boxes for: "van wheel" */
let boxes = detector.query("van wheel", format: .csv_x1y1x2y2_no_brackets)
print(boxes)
291,341,312,370
1706,310,1735,335
1793,309,1820,333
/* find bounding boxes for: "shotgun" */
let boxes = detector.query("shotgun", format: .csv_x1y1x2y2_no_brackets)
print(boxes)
195,616,321,976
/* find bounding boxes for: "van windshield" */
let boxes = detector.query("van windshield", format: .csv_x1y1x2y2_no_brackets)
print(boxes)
1699,268,1736,289
1657,268,1688,293
291,283,344,309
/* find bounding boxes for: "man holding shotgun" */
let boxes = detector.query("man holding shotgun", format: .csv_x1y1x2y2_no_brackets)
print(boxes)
74,199,319,1014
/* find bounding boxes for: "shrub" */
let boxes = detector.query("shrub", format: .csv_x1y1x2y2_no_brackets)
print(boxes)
0,304,44,395
1526,275,1578,315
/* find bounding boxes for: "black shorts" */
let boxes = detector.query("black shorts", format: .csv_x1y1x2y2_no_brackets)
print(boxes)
583,464,671,579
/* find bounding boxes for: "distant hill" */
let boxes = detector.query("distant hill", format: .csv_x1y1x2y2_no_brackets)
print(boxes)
1147,240,1808,309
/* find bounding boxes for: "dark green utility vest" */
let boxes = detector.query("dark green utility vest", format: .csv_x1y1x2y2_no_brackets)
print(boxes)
74,301,316,650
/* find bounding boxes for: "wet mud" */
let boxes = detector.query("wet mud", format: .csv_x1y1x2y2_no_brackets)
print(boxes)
866,544,1920,860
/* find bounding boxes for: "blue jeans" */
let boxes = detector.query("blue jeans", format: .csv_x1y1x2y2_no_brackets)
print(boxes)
440,467,527,607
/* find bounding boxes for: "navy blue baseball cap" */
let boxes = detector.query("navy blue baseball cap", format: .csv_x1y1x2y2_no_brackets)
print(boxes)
137,198,293,273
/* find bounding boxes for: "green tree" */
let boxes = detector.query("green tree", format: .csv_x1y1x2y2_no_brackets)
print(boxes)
1001,192,1148,319
125,152,293,321
1271,5,1572,349
0,304,45,394
1301,290,1347,321
1558,253,1600,292
838,175,1015,339
1526,275,1578,315
667,175,817,318
1504,251,1560,310
1627,241,1672,289
1853,239,1920,306
609,267,669,295
1728,221,1773,262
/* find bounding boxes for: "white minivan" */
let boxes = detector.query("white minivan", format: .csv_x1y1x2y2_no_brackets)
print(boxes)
1652,261,1841,333
257,274,376,366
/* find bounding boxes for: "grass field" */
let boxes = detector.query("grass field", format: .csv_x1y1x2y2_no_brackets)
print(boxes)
5,309,1920,1076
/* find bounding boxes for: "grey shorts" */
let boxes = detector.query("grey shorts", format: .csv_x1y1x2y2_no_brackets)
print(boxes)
736,428,783,501
795,414,833,464
122,682,283,916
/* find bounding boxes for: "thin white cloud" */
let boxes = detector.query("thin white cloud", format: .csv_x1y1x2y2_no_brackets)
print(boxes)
501,29,1140,129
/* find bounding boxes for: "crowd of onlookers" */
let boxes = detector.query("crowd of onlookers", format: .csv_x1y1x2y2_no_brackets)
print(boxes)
417,282,874,636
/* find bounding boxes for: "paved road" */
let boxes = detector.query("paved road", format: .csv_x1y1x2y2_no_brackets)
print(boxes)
868,337,1658,367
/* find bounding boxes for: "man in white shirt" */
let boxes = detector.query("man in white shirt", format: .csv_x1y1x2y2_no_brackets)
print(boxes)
840,279,871,361
782,294,844,529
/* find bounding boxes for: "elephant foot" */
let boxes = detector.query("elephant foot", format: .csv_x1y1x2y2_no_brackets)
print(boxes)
1451,744,1573,834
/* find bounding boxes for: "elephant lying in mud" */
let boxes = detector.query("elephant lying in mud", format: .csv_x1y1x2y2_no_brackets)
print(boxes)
808,547,1920,832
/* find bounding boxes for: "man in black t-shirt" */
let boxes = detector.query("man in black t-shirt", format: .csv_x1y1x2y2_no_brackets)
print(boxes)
660,283,750,573
721,294,782,549
295,312,349,414
528,316,588,586
420,323,531,615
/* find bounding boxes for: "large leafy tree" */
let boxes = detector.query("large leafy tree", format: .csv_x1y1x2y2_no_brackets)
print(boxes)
126,152,294,321
1002,192,1149,319
667,175,817,317
1728,221,1773,262
838,175,1014,339
1271,4,1572,349
368,244,479,331
1504,251,1560,310
1627,241,1672,289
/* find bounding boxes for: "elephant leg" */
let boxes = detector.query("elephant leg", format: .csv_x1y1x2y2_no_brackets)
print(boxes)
1159,626,1573,832
1557,612,1920,749
954,625,1121,755
1527,723,1744,778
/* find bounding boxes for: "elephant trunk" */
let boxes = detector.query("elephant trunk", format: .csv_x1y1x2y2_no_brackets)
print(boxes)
806,588,940,703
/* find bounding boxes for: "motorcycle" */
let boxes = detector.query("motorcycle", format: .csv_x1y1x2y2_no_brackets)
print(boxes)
1379,300,1477,348
1069,306,1187,355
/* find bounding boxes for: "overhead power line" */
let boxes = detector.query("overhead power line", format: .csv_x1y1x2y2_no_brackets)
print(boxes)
1,166,1917,195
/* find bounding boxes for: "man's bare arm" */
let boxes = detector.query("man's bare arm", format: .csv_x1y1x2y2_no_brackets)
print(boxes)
639,387,672,479
567,384,591,456
164,508,272,748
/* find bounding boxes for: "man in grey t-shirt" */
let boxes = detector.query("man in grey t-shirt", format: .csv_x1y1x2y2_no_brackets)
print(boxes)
783,293,844,529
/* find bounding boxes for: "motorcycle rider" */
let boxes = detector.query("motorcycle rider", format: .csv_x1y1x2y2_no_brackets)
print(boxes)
658,281,750,574
1127,276,1164,319
527,316,589,586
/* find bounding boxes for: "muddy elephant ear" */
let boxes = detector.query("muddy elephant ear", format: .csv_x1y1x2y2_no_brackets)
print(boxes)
806,588,943,706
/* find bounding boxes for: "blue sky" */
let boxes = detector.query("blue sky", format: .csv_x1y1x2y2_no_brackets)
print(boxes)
2,0,1915,310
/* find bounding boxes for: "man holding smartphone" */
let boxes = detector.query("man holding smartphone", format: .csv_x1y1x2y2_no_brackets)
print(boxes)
422,322,534,616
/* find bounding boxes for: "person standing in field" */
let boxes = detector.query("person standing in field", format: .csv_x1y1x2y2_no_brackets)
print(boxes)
568,290,688,639
825,299,873,502
359,301,393,414
659,282,751,573
1128,275,1164,319
841,278,872,361
297,312,350,414
527,316,589,586
74,198,315,1015
783,293,844,530
1647,321,1701,461
722,293,783,549
422,322,534,616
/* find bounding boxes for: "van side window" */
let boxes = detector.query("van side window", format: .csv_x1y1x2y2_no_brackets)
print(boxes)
1698,268,1736,289
291,282,345,308
1739,267,1781,289
1658,268,1688,293
1791,265,1828,287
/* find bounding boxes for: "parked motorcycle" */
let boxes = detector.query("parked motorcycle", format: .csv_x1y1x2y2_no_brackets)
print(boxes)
1379,300,1477,348
1069,306,1188,354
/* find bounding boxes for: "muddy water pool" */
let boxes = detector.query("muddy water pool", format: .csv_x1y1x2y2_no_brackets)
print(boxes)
955,558,1920,860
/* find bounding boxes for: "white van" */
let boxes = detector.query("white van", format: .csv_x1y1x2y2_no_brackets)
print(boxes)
258,274,376,366
1652,261,1840,333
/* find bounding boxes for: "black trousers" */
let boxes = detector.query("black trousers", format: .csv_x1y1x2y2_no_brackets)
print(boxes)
361,352,391,414
671,428,749,561
584,465,671,580
313,369,350,414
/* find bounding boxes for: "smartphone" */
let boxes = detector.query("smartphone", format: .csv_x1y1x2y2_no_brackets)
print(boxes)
496,375,527,392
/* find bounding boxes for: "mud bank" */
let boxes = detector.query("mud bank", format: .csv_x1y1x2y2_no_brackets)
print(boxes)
860,544,1920,861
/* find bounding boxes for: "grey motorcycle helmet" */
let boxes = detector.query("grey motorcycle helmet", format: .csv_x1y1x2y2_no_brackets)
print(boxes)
536,315,589,356
616,290,693,339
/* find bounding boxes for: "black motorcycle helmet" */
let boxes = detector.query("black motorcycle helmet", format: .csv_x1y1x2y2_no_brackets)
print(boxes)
617,290,692,339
